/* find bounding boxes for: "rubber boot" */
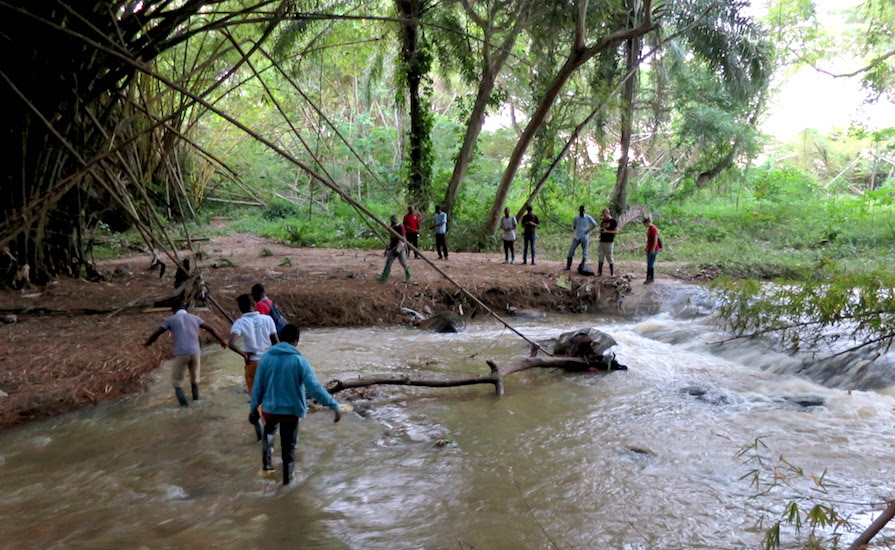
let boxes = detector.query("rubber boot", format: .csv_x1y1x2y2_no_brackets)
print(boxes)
610,263,615,277
377,265,390,283
597,262,603,277
262,433,275,472
564,257,572,271
283,461,294,485
403,266,411,283
644,267,654,284
191,383,200,402
174,387,189,407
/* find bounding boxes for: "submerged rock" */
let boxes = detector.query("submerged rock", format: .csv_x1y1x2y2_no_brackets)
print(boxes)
417,312,466,333
554,328,617,357
680,386,730,406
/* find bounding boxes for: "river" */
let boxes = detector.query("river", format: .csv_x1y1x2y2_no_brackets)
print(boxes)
2,286,895,549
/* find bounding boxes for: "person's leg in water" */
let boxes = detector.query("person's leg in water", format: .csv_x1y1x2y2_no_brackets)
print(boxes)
261,413,280,472
171,355,190,406
279,416,300,485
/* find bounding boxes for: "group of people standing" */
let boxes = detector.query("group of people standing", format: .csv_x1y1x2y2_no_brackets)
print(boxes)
378,205,449,283
145,283,340,486
500,205,661,283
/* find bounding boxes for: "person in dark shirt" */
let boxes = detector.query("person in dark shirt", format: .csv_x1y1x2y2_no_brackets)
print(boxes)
402,205,421,259
520,205,540,265
379,215,411,283
597,208,618,277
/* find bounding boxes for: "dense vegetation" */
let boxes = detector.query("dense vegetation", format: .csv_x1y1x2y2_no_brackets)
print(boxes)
1,0,893,356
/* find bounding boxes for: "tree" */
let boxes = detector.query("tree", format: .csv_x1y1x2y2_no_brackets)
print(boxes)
440,0,531,214
482,0,657,235
0,0,285,284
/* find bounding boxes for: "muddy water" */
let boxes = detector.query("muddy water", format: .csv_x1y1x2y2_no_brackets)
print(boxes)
2,312,895,549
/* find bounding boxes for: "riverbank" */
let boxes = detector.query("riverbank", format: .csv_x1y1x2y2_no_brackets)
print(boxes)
0,233,702,428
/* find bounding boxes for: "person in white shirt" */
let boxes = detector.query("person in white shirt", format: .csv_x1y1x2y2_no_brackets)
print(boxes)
565,205,598,270
433,205,449,260
229,294,279,395
499,207,517,264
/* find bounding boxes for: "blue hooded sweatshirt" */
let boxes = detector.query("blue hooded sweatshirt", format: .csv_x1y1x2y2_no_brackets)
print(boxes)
249,342,339,417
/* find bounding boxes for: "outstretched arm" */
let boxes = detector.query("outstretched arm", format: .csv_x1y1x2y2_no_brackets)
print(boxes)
200,322,228,348
144,327,167,347
301,363,341,422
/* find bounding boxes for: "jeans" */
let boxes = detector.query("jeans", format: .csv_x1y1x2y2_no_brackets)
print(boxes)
647,250,658,269
568,235,590,260
523,234,536,262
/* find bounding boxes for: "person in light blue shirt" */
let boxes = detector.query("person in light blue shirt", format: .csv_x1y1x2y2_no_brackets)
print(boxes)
433,205,449,259
249,324,341,485
565,205,598,270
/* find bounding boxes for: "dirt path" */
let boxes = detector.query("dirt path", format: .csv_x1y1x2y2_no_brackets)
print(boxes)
0,233,697,428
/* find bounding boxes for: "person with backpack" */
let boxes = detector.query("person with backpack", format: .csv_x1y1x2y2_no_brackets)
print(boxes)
252,283,287,336
642,216,662,284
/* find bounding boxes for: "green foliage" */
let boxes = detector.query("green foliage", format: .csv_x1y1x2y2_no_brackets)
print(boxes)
262,199,299,220
738,438,850,550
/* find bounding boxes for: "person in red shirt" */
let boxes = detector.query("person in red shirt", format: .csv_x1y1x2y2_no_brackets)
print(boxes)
642,216,661,284
402,205,421,259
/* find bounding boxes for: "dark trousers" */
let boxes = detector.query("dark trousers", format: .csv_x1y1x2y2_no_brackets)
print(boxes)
523,235,536,262
503,239,515,261
406,232,419,258
435,233,448,259
262,412,299,484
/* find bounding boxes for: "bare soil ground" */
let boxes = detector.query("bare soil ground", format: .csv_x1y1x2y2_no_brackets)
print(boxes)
0,232,699,429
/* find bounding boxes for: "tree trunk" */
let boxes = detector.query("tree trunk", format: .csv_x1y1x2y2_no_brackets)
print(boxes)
483,52,584,234
483,1,656,235
611,7,644,215
443,2,526,213
396,0,431,208
443,66,495,213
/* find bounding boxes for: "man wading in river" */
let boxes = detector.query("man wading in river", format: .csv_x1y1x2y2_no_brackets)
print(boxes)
144,300,227,407
229,294,278,439
249,324,341,485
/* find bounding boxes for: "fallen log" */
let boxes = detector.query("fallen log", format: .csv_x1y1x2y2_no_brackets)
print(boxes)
326,354,625,398
328,362,504,395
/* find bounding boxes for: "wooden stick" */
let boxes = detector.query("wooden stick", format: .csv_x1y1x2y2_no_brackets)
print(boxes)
848,501,895,550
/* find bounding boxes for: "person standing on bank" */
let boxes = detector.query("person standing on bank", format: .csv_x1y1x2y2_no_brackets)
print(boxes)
433,205,449,260
378,215,411,283
499,207,517,264
144,300,227,407
521,205,540,265
643,216,662,284
597,208,618,277
249,324,341,485
565,205,598,270
402,205,421,259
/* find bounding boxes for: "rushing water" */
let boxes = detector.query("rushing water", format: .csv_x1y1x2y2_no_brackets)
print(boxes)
2,287,895,549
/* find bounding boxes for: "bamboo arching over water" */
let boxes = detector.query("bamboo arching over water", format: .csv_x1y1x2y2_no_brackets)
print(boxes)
18,12,550,356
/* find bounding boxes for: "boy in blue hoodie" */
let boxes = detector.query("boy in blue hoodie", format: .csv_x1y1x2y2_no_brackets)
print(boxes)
249,324,341,485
